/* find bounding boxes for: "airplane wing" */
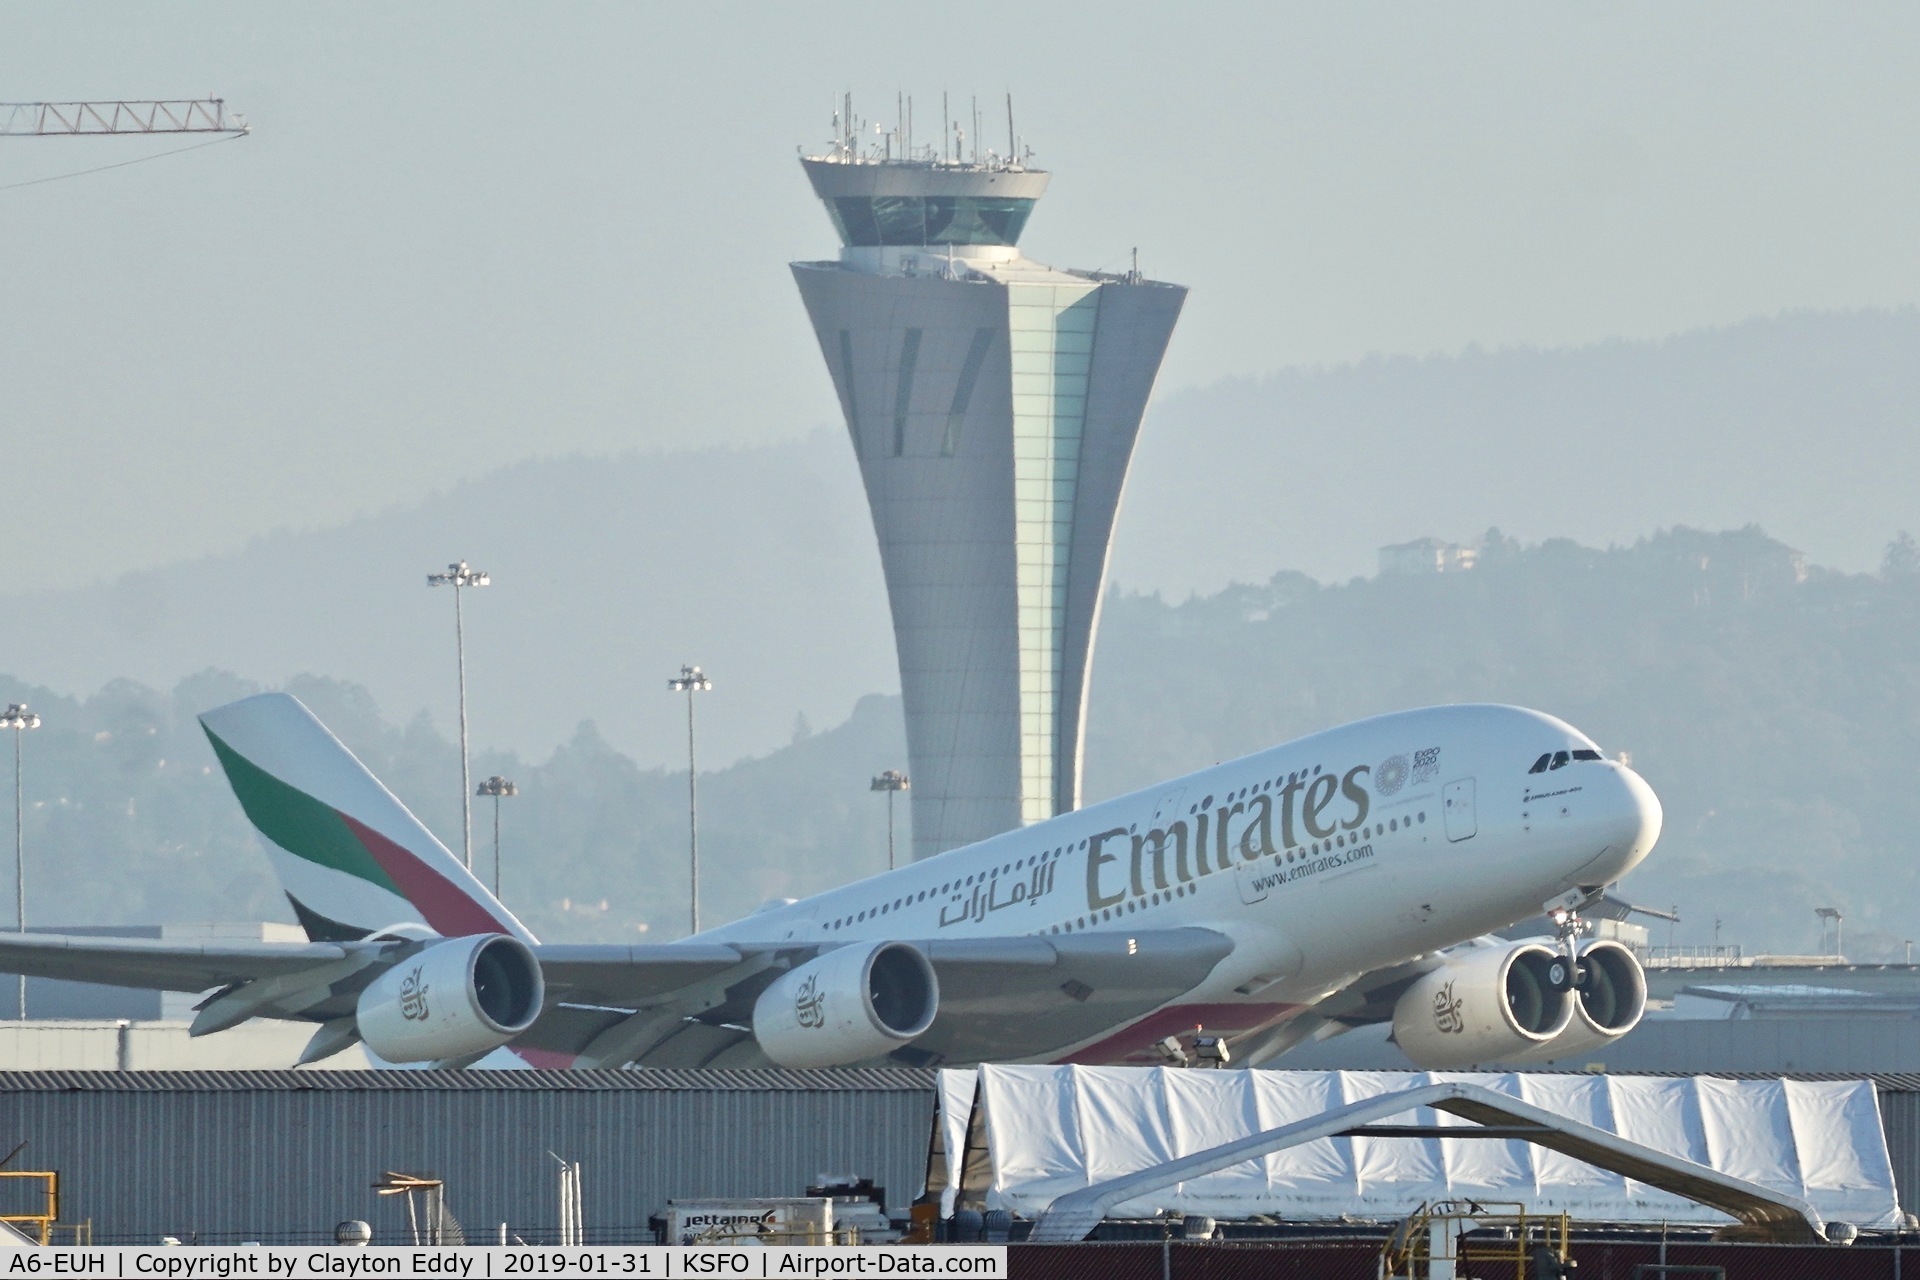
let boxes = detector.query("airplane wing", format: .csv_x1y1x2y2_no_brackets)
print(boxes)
521,927,1237,1068
1226,949,1464,1066
0,926,1235,1069
0,931,357,993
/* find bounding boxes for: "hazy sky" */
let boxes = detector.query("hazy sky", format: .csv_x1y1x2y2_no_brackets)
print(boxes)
6,3,1920,593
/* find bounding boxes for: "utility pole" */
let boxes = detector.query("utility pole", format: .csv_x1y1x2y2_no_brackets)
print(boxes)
667,667,712,935
427,561,490,868
870,770,910,869
1,704,41,1020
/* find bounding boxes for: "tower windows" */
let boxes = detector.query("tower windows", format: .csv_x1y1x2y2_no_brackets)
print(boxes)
837,330,860,444
943,327,997,456
893,329,922,457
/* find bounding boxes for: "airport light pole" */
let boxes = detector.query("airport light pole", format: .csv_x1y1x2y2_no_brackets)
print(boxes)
870,769,910,869
1816,906,1844,959
1,704,40,1020
476,776,517,901
427,561,489,869
668,666,712,935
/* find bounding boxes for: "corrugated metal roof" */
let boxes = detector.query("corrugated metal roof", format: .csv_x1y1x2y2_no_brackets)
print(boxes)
10,1066,1917,1093
0,1066,937,1092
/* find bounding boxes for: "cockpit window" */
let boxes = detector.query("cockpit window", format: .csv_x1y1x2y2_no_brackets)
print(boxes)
1532,748,1605,773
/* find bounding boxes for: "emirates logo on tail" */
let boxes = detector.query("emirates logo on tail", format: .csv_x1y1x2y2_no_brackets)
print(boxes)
399,965,431,1021
794,974,825,1029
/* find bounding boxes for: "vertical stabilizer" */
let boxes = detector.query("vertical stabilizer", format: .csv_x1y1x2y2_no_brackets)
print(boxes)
199,693,535,944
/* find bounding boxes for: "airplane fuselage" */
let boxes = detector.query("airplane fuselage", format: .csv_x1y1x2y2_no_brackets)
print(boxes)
699,703,1661,1063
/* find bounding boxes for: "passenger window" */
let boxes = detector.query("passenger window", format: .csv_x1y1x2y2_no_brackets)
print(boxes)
1549,751,1571,770
1572,749,1602,762
1529,754,1551,774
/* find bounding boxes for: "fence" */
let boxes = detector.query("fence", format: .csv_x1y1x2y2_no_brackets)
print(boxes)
1006,1240,1920,1280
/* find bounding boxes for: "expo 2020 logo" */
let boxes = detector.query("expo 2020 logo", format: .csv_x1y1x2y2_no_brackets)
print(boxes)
1375,754,1410,797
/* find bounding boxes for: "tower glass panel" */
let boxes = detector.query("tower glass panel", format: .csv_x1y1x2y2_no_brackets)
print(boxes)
826,196,1037,247
1008,282,1098,824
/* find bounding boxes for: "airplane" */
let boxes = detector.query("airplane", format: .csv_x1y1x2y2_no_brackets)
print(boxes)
0,692,1662,1071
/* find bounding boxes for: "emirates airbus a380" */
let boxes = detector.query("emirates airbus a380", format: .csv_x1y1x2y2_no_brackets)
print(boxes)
0,694,1660,1070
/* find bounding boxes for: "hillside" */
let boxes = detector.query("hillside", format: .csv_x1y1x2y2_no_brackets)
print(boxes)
2,309,1916,775
7,525,1917,957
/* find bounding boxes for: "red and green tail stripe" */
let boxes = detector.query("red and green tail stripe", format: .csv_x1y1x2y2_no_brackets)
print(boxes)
205,725,512,939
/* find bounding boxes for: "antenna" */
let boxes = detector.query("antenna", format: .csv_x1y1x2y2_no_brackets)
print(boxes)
1006,93,1015,166
942,91,949,164
971,96,979,164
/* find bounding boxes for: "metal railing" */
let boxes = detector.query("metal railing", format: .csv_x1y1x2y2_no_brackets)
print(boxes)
1646,945,1746,967
1381,1200,1571,1280
0,1169,57,1245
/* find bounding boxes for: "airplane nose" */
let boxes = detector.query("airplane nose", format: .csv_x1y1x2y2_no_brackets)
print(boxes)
1603,764,1663,878
1558,762,1664,888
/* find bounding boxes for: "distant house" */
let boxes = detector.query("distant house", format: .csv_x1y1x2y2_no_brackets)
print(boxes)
1378,537,1478,576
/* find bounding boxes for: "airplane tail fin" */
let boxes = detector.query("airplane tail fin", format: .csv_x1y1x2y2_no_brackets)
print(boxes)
199,692,535,944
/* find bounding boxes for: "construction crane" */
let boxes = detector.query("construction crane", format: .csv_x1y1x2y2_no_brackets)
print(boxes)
0,98,248,137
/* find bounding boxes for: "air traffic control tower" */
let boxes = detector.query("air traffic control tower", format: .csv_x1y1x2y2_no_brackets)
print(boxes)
792,115,1185,859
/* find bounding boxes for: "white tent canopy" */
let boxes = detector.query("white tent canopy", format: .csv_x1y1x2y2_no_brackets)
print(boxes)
935,1066,1901,1230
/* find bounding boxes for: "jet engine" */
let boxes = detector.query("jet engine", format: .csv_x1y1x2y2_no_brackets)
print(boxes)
1515,940,1647,1063
356,934,544,1064
753,941,939,1068
1392,941,1577,1069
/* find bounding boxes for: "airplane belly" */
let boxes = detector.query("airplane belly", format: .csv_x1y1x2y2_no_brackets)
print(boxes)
1054,1000,1307,1065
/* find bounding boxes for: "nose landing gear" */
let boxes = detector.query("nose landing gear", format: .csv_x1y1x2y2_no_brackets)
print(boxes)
1542,885,1606,989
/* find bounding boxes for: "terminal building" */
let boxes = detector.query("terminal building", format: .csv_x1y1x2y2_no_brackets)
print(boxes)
791,112,1186,859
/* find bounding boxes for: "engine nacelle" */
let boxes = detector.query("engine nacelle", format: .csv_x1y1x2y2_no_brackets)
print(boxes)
356,934,543,1064
753,942,939,1068
1513,940,1648,1063
1393,941,1577,1069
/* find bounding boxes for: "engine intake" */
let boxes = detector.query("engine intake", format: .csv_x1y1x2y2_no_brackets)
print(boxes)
356,934,543,1064
1392,941,1577,1069
753,941,939,1068
1514,939,1648,1063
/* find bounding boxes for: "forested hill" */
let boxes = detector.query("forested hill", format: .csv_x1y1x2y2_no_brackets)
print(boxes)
5,525,1917,956
1085,526,1920,958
